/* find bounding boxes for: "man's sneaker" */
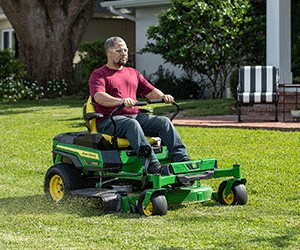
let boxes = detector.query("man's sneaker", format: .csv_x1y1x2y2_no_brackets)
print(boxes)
147,161,162,174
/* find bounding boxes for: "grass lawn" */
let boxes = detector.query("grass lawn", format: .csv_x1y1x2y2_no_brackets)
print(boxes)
0,99,299,249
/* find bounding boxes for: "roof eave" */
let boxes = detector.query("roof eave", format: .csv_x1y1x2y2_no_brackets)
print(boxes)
101,0,171,9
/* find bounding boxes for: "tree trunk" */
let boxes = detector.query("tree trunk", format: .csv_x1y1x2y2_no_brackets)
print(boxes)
0,0,96,93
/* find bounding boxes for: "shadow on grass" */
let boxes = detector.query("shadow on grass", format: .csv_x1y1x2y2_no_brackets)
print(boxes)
0,99,85,112
250,229,299,249
0,194,105,217
0,109,40,116
62,117,83,121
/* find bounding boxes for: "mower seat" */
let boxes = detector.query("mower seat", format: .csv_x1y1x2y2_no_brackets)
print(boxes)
83,96,158,148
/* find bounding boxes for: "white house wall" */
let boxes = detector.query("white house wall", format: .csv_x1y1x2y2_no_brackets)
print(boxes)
135,6,184,77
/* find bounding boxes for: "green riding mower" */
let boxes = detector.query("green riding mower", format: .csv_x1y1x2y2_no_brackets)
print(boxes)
44,97,247,216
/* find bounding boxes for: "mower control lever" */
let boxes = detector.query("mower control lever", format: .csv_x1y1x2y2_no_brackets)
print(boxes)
111,101,148,114
146,99,179,121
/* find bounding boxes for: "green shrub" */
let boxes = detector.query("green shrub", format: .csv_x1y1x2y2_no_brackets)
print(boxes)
76,40,107,95
0,76,24,101
146,66,205,99
0,77,44,102
44,79,68,98
0,77,67,101
292,28,300,80
175,72,205,99
145,66,177,96
0,49,26,80
0,49,45,101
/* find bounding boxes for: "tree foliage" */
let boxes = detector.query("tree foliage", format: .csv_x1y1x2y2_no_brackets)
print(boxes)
142,0,265,98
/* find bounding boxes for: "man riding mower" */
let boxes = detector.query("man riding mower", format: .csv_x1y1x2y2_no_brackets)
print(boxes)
44,98,247,216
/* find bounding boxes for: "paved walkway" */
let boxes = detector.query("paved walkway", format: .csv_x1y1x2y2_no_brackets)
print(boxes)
173,114,300,131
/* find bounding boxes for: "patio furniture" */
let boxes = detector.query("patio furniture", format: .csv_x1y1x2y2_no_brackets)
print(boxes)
237,66,279,122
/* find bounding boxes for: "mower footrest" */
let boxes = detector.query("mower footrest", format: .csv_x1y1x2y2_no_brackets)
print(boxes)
177,170,214,183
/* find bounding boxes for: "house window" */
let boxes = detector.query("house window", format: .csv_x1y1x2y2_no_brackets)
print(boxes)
1,29,14,50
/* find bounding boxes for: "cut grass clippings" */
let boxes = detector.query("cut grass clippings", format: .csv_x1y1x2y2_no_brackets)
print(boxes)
0,99,299,249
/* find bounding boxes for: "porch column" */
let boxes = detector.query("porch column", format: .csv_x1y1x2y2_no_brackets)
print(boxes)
266,0,293,84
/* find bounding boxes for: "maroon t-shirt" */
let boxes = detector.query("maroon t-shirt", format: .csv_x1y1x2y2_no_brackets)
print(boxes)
89,65,154,120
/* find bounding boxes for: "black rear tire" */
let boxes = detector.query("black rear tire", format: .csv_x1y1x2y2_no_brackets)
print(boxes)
44,163,84,202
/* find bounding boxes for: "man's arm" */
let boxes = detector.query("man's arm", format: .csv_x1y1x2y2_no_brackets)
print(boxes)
94,92,136,108
145,88,174,103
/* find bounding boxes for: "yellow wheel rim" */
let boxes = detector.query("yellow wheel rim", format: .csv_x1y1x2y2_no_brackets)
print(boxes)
142,200,153,216
49,174,64,202
223,189,235,205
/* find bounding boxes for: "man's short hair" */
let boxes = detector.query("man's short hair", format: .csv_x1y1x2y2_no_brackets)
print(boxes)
104,37,124,51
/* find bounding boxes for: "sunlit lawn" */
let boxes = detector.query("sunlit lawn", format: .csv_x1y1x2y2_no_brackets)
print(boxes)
0,99,299,249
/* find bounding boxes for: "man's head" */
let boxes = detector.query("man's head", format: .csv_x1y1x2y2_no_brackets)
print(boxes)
105,36,128,69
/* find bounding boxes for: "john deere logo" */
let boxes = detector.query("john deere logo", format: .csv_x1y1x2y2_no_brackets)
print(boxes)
57,145,99,160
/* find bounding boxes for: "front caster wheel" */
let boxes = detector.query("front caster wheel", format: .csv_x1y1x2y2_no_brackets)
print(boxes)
218,181,247,205
137,190,168,216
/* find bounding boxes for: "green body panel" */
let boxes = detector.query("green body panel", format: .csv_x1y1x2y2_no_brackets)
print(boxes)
148,175,177,188
53,139,245,189
148,164,243,189
53,142,103,168
120,184,213,213
121,194,139,213
53,139,170,172
214,164,242,179
165,184,213,204
142,189,158,209
171,159,217,174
